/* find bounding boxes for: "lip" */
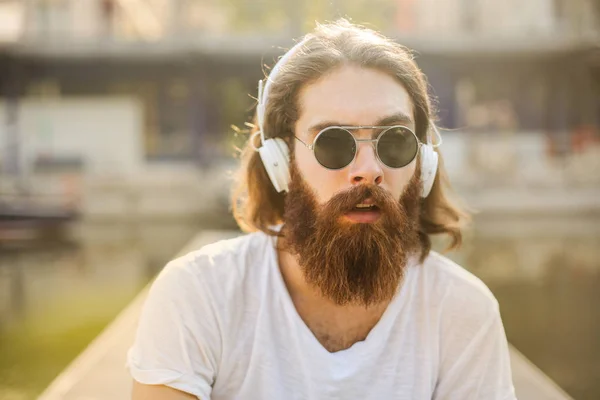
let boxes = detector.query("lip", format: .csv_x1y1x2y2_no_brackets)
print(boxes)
357,197,376,206
344,208,381,223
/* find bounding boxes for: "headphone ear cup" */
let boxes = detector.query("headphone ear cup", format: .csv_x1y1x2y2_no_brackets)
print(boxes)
420,144,438,198
258,138,290,193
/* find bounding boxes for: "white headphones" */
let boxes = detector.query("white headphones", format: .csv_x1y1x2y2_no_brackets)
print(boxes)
254,39,442,198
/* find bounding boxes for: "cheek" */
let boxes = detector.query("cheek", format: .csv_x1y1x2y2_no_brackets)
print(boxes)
293,147,345,203
294,147,326,200
293,146,313,174
385,159,418,198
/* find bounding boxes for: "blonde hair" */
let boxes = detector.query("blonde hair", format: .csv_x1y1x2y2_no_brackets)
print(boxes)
232,19,470,253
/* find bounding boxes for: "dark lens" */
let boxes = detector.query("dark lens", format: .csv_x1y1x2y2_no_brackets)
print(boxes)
314,128,356,169
377,127,418,168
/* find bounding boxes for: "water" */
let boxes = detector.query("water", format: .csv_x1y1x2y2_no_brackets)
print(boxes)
0,220,215,399
447,215,600,400
0,216,598,399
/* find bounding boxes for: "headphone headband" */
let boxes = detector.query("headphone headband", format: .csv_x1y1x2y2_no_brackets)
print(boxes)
257,39,310,142
430,123,443,148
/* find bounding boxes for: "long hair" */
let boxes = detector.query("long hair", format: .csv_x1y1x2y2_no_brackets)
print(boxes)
232,19,470,254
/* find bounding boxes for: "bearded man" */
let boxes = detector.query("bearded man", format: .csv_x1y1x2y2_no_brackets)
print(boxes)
128,20,516,400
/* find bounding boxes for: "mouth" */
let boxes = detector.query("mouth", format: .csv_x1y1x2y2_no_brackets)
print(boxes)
344,201,381,223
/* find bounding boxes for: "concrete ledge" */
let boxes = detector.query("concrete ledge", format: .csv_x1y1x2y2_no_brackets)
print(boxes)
38,230,573,400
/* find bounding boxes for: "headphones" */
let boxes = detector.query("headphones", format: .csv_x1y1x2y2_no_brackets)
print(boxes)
253,39,442,198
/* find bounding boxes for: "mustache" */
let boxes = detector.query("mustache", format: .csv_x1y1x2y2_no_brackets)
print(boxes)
323,183,399,216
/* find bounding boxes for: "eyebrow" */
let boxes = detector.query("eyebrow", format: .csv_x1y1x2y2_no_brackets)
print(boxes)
307,111,414,136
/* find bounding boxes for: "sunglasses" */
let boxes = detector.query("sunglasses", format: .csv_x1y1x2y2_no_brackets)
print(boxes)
295,125,421,170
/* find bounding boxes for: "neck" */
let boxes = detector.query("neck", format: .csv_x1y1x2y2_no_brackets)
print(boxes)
276,237,390,352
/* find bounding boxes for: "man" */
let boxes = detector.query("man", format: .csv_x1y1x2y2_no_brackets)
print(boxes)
128,20,516,400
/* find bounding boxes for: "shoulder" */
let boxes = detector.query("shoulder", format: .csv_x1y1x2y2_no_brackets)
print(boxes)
153,231,272,289
420,256,515,399
146,231,273,314
420,251,497,303
417,251,500,327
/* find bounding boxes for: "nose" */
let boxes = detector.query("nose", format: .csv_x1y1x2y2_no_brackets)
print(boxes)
348,142,383,185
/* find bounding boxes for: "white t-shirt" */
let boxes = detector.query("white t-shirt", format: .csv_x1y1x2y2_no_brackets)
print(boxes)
127,231,517,400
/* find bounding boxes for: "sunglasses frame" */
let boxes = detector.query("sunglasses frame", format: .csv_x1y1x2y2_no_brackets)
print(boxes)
295,125,423,170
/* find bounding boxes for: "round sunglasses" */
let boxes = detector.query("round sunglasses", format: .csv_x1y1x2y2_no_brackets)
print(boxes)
295,125,421,170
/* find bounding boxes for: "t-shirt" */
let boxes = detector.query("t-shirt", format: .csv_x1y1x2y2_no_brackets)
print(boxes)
127,231,517,400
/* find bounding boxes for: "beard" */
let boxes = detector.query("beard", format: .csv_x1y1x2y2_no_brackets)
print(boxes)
282,163,422,307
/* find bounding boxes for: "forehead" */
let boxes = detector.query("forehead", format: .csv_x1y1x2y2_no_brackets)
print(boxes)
296,65,414,131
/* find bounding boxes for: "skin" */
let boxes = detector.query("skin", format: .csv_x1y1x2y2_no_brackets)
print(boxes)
132,64,419,397
132,381,196,399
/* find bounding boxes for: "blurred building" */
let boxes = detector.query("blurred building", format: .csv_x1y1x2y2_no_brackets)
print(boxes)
0,0,599,217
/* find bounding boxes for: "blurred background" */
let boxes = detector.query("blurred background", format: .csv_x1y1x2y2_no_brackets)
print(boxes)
0,0,598,399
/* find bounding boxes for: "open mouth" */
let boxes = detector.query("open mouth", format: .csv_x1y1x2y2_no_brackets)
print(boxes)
352,203,379,211
345,202,381,223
